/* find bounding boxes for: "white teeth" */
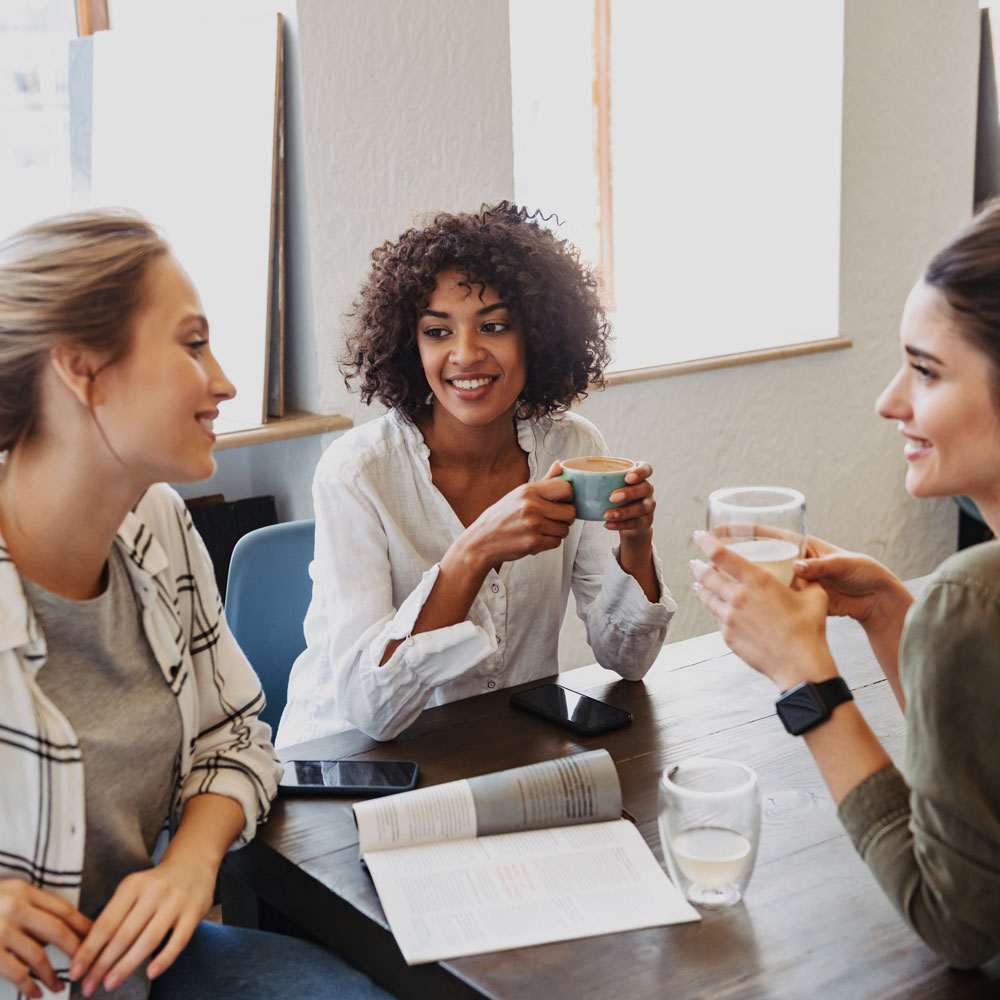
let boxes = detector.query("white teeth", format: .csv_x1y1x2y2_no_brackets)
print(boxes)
198,417,214,432
451,377,493,390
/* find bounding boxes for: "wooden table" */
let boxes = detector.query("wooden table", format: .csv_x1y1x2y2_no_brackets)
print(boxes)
221,612,1000,999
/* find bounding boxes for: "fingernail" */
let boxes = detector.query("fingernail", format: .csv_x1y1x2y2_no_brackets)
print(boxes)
610,491,624,503
69,965,81,981
691,581,703,593
692,529,706,541
82,981,95,998
794,560,806,570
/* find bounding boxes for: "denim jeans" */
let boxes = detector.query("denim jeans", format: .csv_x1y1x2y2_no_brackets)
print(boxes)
148,922,396,1000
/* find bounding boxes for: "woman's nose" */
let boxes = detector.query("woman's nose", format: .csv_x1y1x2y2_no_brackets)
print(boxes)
208,351,237,401
450,327,487,365
875,366,908,422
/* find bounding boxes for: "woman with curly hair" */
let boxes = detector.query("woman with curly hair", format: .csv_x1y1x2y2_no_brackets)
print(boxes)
278,202,675,744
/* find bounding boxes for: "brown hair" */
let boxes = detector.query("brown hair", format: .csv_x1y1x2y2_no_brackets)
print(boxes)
0,209,169,453
924,198,1000,406
341,201,612,422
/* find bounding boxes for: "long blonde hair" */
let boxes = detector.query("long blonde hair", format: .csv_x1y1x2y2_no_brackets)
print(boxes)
0,209,169,453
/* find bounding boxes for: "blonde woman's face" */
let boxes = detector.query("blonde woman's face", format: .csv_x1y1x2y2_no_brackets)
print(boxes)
93,253,235,485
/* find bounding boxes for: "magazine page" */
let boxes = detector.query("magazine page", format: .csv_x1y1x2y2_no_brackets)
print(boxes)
469,749,621,836
362,819,700,965
355,779,477,856
354,750,621,854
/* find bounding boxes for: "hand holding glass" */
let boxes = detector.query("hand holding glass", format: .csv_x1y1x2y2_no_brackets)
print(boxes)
658,757,761,907
707,486,806,585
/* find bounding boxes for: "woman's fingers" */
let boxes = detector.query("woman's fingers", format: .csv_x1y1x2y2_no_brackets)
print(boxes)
144,911,201,981
76,899,154,996
0,928,61,996
0,881,92,996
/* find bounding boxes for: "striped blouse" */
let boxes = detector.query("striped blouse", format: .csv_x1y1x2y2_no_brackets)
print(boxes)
0,483,281,1000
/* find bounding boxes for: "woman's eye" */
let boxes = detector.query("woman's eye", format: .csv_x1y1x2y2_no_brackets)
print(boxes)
910,362,936,382
482,321,509,334
421,327,449,339
187,339,208,354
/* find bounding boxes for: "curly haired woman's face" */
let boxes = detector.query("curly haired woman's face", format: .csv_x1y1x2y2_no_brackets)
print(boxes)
416,269,526,434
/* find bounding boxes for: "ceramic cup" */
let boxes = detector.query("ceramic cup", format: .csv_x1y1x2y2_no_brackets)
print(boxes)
557,456,638,521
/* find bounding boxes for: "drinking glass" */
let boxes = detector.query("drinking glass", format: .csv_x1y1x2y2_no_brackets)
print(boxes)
658,757,761,907
707,485,806,585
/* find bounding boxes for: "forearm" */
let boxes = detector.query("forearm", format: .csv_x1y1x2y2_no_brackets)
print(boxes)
618,532,659,604
802,702,894,804
380,534,490,665
160,793,245,881
770,648,891,803
859,579,913,709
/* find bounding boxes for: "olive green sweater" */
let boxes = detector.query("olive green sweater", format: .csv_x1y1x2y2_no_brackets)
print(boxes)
838,541,1000,969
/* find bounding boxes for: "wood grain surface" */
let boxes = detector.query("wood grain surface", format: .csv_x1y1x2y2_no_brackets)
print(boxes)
221,608,1000,999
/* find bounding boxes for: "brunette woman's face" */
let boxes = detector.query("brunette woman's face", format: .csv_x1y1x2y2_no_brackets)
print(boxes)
876,280,1000,508
93,253,235,484
416,269,527,433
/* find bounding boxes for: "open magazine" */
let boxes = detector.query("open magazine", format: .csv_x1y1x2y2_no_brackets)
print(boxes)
352,749,699,965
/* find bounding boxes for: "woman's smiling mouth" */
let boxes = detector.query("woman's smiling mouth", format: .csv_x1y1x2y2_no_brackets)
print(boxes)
448,376,498,391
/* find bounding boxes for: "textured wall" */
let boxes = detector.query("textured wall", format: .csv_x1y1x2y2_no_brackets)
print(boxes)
294,0,516,423
179,0,982,665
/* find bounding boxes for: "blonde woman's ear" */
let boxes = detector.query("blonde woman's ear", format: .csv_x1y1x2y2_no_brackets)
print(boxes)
47,343,105,409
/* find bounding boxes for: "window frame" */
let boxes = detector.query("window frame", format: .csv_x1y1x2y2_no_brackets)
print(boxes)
585,0,851,377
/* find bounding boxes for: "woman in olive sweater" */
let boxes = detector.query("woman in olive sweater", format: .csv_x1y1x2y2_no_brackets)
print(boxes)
690,201,1000,969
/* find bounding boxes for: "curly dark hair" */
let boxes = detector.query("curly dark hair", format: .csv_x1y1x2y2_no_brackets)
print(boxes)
341,201,612,421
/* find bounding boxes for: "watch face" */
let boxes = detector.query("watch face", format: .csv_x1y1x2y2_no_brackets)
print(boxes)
776,683,826,736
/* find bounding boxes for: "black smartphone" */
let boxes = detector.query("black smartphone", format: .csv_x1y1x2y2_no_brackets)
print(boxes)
509,683,632,736
278,759,419,797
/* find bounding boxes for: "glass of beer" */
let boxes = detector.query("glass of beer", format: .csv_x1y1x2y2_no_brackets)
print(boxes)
658,757,761,907
707,486,806,586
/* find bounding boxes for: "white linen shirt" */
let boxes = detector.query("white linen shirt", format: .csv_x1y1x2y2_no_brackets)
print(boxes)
278,410,676,745
0,484,281,1000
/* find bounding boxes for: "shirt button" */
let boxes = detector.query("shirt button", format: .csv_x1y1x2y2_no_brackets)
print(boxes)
496,635,502,644
491,583,500,593
487,680,496,689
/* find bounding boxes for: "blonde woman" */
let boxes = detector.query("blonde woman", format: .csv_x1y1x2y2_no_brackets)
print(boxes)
0,212,390,999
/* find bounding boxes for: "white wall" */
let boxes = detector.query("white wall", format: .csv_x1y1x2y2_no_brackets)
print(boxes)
181,0,981,664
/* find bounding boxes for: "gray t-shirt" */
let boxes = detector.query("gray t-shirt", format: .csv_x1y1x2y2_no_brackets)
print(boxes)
27,547,182,1000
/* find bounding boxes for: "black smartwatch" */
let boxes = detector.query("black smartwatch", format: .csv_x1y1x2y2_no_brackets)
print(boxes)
775,677,853,736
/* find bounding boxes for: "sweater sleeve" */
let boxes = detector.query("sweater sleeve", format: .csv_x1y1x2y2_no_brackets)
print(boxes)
838,561,1000,969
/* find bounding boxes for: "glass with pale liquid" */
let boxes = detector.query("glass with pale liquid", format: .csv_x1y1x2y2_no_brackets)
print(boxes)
707,486,806,585
658,757,760,908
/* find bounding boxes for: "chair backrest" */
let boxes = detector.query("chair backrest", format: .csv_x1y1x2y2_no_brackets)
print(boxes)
224,519,316,733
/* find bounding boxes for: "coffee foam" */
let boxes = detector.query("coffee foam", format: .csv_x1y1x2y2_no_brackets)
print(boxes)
561,456,634,473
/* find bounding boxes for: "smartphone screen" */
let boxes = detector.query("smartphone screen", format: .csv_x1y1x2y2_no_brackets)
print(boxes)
279,759,418,796
509,684,632,736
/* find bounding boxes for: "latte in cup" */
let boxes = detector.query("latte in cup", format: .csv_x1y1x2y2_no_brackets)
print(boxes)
557,456,639,521
560,456,635,474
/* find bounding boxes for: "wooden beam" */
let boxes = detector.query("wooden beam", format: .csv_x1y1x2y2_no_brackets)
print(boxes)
593,0,614,307
76,0,109,36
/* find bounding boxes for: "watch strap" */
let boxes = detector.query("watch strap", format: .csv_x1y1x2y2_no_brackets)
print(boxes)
776,676,853,736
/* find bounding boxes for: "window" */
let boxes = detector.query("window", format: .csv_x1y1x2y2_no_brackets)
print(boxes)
1,1,287,434
510,0,846,374
0,0,78,238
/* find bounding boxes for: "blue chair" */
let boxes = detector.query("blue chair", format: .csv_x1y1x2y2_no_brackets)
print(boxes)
225,519,316,733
